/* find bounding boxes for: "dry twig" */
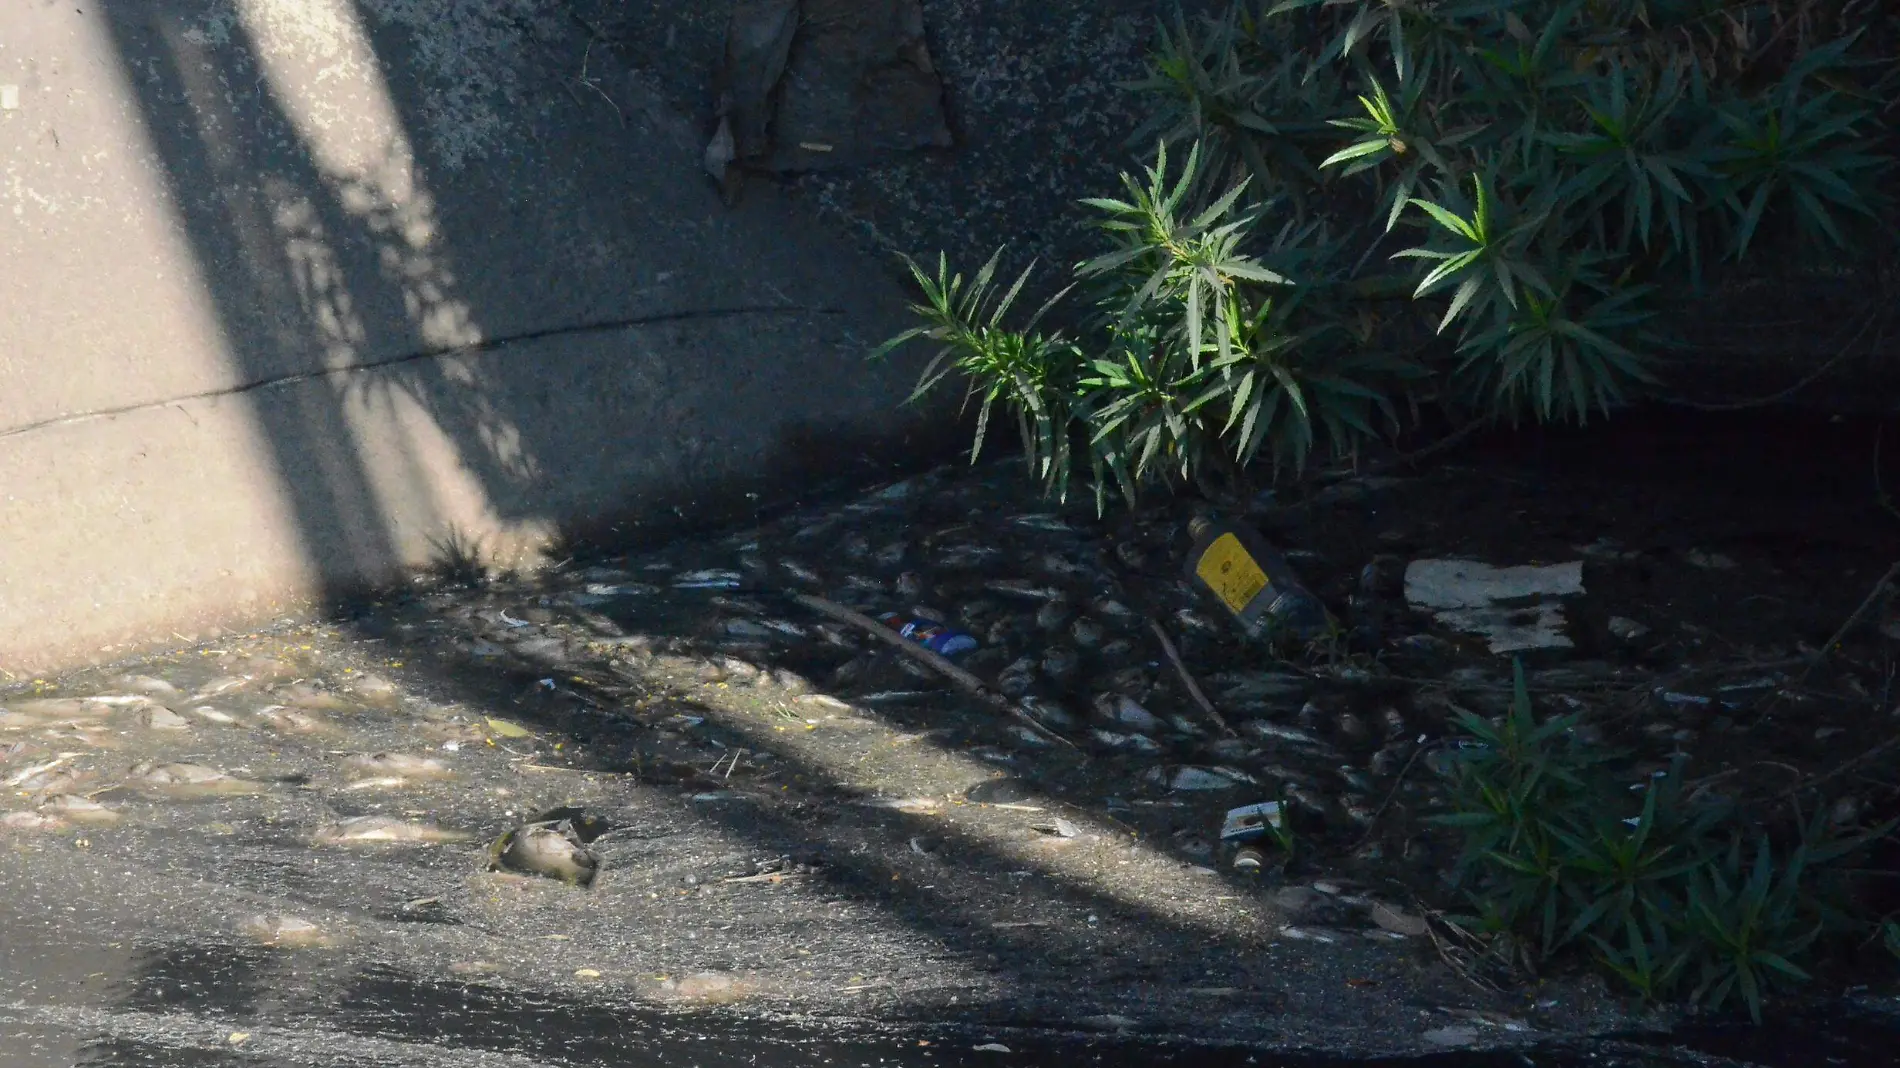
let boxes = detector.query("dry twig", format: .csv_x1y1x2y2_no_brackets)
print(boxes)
1799,561,1900,685
1350,742,1427,850
1148,618,1234,736
792,594,1078,750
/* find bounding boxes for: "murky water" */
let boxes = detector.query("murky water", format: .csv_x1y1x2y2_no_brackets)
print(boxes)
4,414,1900,1067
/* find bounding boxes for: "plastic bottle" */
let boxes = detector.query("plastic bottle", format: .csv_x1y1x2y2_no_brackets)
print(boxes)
877,613,978,657
1183,514,1332,639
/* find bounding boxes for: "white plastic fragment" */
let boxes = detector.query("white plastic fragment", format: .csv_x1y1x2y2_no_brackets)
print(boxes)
1404,558,1585,653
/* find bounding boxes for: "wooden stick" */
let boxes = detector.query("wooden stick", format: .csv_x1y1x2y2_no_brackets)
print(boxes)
1799,561,1899,684
1148,619,1234,736
1349,742,1427,851
791,594,1077,749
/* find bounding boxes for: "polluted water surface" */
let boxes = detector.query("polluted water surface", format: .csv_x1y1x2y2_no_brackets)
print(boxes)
2,413,1900,1065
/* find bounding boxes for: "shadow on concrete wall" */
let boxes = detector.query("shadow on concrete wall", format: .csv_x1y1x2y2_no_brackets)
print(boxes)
92,0,953,611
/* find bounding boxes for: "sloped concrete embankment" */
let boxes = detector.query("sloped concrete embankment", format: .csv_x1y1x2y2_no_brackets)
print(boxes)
0,0,933,675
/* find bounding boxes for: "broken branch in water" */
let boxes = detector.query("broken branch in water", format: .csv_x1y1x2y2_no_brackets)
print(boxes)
1148,618,1235,736
1800,561,1899,685
791,593,1078,749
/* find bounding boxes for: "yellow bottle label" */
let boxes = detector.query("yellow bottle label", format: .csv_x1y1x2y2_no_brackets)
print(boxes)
1195,533,1271,616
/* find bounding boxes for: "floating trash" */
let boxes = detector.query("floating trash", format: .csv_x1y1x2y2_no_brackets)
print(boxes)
1404,558,1585,654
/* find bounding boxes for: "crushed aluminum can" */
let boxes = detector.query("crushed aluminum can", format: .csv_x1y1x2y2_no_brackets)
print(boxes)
1220,800,1284,843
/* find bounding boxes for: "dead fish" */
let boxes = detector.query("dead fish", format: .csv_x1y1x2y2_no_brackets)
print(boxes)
1007,725,1054,747
855,691,933,704
343,753,452,780
279,682,351,712
255,706,337,736
1145,766,1256,791
140,705,191,731
489,821,599,887
1244,720,1330,749
1342,798,1378,826
1091,597,1137,620
1336,765,1377,793
1335,712,1368,742
130,762,266,796
895,571,926,599
1090,729,1163,754
313,815,466,846
1035,599,1073,631
673,569,744,589
778,559,824,585
1041,553,1093,579
1113,541,1148,569
998,659,1037,699
1283,783,1331,817
1098,638,1136,660
11,698,110,722
1019,696,1076,730
1168,714,1207,737
1070,618,1107,647
1040,646,1080,682
242,914,333,948
6,754,82,791
1381,707,1408,739
654,970,751,1004
935,544,1002,568
1258,763,1320,785
1010,513,1072,532
192,676,250,699
1205,737,1257,762
188,706,239,725
872,541,909,567
1210,672,1312,704
41,794,120,826
346,673,401,705
1,810,65,831
985,580,1064,602
1094,693,1163,733
114,675,184,699
1173,609,1219,634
